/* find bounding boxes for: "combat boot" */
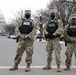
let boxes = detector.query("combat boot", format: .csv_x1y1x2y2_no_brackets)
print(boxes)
64,66,70,71
25,63,30,72
57,64,61,72
9,64,18,71
43,64,51,70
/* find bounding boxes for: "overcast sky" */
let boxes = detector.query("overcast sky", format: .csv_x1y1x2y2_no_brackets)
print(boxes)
0,0,52,23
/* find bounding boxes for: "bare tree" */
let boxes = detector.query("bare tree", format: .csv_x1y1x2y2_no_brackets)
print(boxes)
11,9,24,25
47,0,76,26
4,24,15,35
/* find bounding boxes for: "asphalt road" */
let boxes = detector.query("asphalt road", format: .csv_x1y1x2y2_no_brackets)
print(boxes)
0,36,76,75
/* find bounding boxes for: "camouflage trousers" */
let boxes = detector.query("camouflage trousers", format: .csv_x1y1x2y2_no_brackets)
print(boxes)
14,38,33,64
65,43,76,66
46,38,61,64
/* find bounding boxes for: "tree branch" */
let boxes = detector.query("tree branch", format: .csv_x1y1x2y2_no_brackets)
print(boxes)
55,1,76,4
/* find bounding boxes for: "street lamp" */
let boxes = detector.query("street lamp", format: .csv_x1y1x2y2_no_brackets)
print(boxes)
39,14,43,41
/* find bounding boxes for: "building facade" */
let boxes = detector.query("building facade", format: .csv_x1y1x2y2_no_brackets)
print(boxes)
0,9,6,35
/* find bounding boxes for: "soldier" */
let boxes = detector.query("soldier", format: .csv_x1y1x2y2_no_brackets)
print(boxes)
9,10,37,72
64,14,76,71
43,9,63,72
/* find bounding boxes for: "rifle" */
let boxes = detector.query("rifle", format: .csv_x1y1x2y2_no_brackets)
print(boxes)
16,36,20,42
64,38,67,46
60,35,67,46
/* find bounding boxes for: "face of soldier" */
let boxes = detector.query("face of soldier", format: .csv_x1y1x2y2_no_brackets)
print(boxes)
25,13,31,19
71,18,76,25
50,13,55,20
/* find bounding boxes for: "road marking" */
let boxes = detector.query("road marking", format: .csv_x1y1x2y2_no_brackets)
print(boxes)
0,66,76,69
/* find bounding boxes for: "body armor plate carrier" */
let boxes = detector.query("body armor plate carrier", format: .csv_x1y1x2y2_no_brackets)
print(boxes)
46,19,58,39
19,19,33,34
67,24,76,37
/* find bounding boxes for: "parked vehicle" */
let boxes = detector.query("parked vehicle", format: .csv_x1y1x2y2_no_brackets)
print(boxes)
7,35,16,39
36,33,44,39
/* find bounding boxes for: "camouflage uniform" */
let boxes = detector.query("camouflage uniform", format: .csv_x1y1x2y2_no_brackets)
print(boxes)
64,14,76,71
43,9,63,72
10,10,37,72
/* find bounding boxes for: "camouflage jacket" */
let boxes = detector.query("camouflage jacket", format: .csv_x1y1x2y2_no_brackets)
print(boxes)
64,25,76,42
15,18,37,41
43,19,63,37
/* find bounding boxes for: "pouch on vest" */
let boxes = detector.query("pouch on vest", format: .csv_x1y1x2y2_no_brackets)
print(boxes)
46,19,58,39
67,24,76,37
19,19,33,34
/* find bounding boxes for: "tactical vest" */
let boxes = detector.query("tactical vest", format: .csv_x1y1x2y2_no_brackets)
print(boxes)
67,24,76,37
19,19,33,34
46,19,58,39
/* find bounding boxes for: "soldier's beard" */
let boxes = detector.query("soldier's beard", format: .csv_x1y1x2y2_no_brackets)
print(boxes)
51,15,55,20
25,15,30,19
71,19,76,25
72,21,76,25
